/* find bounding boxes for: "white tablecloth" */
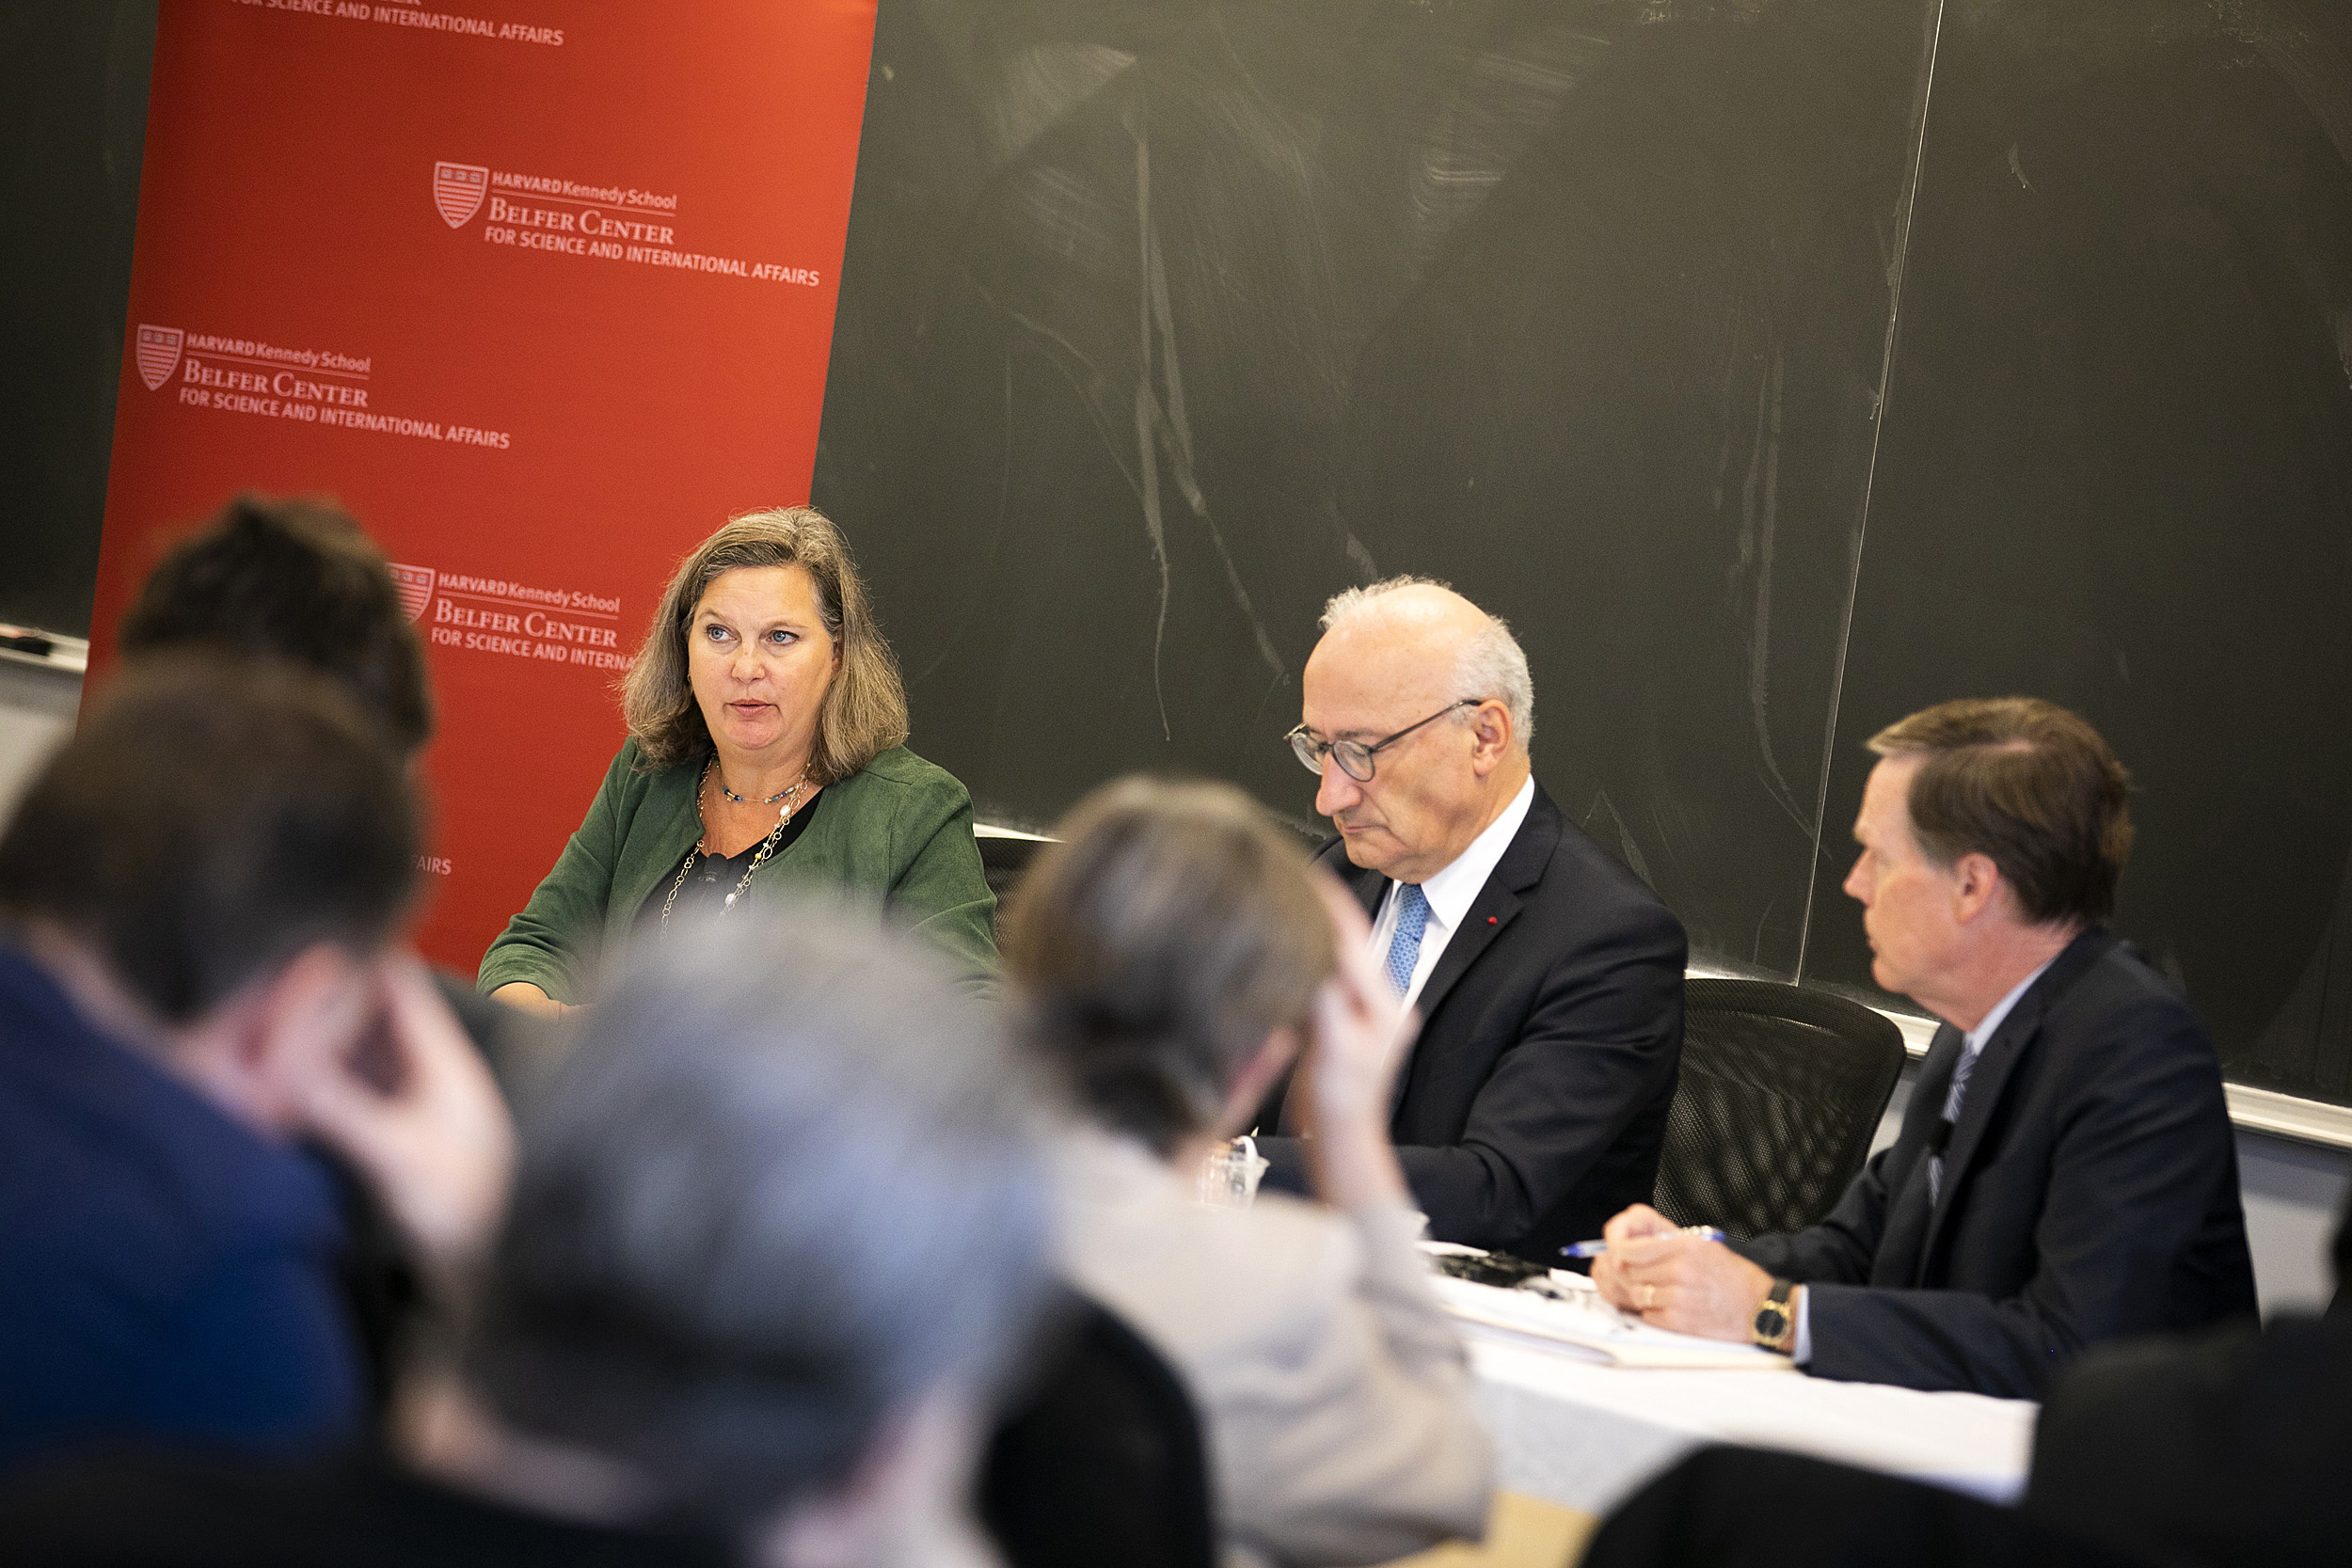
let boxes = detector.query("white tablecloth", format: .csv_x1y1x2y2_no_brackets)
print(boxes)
1460,1320,2038,1517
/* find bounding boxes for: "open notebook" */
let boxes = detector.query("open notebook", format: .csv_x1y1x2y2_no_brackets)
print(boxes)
1428,1259,1794,1371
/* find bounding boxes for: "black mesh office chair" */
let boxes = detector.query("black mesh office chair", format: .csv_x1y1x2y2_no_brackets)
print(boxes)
977,832,1046,914
1653,979,1908,1239
980,1296,1217,1568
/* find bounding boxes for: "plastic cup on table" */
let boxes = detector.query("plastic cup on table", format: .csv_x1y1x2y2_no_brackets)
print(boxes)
1196,1133,1270,1207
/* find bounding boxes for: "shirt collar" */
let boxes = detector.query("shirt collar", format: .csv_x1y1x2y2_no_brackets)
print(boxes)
1963,956,2055,1055
1410,775,1536,931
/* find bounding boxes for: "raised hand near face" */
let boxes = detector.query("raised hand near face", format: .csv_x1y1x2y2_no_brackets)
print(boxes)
299,955,517,1280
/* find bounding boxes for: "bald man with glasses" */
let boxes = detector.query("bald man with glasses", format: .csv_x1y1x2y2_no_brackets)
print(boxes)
1254,578,1687,1261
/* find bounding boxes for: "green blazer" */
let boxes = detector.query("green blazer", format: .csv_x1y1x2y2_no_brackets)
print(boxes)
478,740,996,1001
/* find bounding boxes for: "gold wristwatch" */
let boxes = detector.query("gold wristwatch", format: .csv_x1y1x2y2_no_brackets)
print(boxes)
1752,1276,1797,1354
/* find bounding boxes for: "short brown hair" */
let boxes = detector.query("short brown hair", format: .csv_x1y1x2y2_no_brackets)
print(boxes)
620,508,908,779
1868,697,2133,927
0,659,417,1021
119,493,435,757
1003,778,1336,1156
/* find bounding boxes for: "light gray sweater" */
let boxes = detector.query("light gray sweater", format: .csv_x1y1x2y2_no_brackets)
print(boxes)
1057,1132,1494,1568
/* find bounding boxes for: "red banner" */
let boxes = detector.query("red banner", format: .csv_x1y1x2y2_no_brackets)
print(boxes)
91,0,878,970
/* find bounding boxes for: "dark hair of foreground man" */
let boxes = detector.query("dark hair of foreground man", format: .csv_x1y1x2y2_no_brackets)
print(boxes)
0,659,417,1020
119,493,435,759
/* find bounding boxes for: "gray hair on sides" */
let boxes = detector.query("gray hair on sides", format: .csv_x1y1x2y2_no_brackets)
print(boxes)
469,901,1056,1534
1320,575,1535,750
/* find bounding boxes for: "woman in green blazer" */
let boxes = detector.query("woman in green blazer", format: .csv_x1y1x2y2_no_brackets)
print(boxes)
479,507,994,1011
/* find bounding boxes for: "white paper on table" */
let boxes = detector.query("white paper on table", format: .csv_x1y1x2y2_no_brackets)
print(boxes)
1431,1271,1795,1371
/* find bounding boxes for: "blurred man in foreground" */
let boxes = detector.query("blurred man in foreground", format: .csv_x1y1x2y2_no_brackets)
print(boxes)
0,662,512,1473
115,491,561,1085
1594,697,2253,1396
0,909,1054,1568
119,492,435,759
2021,1180,2352,1565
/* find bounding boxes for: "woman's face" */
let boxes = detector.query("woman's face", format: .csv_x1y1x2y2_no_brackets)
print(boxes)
686,564,840,768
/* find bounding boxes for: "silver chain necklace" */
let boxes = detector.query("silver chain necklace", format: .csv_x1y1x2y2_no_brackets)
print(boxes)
659,757,812,930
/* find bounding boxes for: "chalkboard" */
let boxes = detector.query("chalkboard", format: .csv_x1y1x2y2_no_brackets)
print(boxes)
1801,0,2352,1101
0,1,157,638
813,0,2352,1106
16,2,2352,1107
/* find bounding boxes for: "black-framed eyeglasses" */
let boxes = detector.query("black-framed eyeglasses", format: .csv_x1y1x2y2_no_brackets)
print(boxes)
1286,698,1482,783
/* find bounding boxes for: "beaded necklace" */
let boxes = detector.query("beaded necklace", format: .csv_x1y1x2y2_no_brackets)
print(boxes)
658,757,812,929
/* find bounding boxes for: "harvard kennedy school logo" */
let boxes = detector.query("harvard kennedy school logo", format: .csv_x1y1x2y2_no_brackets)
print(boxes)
136,325,183,391
434,162,488,229
389,564,437,622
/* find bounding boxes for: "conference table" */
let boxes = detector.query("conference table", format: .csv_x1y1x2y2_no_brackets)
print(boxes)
1384,1291,2038,1568
1464,1315,2036,1516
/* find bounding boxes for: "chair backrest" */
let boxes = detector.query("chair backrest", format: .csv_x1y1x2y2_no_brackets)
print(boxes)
979,1296,1217,1568
1654,979,1908,1239
977,832,1046,912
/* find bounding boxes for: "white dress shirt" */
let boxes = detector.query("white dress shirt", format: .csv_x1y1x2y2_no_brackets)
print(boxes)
1943,957,2054,1117
1792,955,2056,1364
1366,775,1536,1021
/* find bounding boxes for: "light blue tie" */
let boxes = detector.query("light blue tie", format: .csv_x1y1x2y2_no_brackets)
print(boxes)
1384,882,1431,997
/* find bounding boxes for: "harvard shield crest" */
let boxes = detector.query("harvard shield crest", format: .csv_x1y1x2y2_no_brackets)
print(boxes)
135,325,183,391
433,162,488,229
389,563,437,622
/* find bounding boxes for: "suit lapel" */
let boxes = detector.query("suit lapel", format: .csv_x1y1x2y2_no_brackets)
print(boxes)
1915,927,2115,1276
1410,788,1560,1026
1879,1023,1964,1285
1386,790,1562,1118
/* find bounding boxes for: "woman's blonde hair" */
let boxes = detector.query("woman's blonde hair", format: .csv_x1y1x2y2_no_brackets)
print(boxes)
622,507,908,780
1002,777,1337,1155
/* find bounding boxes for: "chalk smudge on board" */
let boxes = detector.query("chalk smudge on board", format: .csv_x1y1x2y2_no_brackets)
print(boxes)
1582,787,1654,887
2212,0,2352,175
1733,343,1806,833
1408,28,1601,273
910,355,1019,688
986,42,1135,166
1128,110,1287,738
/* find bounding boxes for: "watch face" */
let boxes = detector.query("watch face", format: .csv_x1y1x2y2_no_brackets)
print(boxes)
1755,1305,1788,1339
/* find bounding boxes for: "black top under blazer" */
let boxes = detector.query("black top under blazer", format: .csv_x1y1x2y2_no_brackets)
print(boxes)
1734,927,2257,1398
1258,783,1688,1260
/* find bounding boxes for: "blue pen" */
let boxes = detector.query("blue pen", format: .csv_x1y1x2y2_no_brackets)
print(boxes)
1560,1225,1724,1259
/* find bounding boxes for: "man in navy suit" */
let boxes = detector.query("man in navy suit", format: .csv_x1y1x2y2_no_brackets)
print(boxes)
0,661,511,1475
1255,578,1687,1260
1593,698,2255,1396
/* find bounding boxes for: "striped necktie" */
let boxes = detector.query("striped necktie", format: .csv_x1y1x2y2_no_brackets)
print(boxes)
1927,1044,1980,1205
1384,882,1431,997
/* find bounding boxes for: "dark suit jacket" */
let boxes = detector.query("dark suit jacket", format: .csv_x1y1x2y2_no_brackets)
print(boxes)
1734,927,2256,1397
2025,1308,2352,1568
1257,784,1687,1260
2022,1185,2352,1567
0,947,360,1474
1581,1445,2142,1568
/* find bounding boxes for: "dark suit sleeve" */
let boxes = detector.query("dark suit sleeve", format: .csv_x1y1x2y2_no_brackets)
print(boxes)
1391,898,1686,1250
1796,995,2249,1397
141,1248,362,1452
